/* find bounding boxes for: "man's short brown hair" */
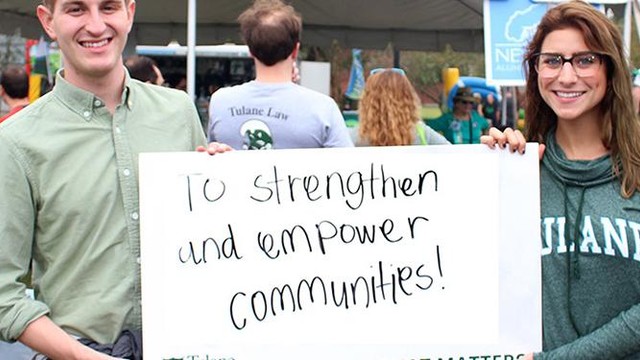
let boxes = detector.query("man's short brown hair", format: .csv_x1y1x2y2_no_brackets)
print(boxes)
124,55,160,84
1,65,29,99
238,0,302,66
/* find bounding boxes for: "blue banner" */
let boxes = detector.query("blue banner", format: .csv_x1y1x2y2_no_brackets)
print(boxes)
345,49,365,100
484,0,548,85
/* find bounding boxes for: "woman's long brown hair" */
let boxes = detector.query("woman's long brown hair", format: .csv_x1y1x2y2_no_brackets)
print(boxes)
523,1,640,197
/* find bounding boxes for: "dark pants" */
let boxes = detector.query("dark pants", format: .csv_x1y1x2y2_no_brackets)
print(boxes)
32,330,142,360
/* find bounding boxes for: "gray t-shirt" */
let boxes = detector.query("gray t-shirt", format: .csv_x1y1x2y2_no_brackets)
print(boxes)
208,81,353,149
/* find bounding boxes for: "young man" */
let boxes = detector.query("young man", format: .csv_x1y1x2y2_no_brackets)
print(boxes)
0,1,228,359
207,0,353,150
0,65,30,124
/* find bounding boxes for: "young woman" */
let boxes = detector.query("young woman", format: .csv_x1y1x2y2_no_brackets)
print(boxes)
350,68,449,146
483,2,640,358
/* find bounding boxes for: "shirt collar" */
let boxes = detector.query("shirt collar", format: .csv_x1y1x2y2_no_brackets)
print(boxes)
51,68,134,121
122,68,133,110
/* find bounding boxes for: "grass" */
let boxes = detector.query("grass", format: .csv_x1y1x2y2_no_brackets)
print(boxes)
421,104,443,120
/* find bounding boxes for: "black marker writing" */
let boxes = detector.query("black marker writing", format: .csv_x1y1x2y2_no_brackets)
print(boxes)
178,224,242,264
182,173,226,212
250,163,437,210
257,216,429,259
228,260,440,330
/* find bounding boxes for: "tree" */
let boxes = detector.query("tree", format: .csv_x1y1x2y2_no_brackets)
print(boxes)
324,42,485,107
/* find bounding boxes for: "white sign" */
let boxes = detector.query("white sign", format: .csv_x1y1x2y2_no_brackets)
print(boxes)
139,145,542,360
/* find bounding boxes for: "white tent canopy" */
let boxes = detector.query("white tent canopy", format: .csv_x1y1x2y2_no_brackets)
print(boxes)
0,0,484,52
2,0,634,99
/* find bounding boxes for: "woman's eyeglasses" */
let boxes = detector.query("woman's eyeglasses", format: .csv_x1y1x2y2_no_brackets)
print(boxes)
531,51,605,78
369,68,406,76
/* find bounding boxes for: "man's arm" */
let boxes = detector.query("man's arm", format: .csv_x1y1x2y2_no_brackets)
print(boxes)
19,317,118,360
0,139,119,360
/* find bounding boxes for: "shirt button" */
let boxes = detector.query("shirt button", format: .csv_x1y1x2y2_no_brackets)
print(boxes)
136,257,141,264
131,212,139,220
115,127,121,134
94,99,102,107
83,111,91,118
123,169,131,176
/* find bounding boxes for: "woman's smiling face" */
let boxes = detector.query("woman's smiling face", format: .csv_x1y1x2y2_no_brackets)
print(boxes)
537,27,607,124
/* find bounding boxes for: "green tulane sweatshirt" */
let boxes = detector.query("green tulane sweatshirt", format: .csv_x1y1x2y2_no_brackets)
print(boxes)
536,131,640,359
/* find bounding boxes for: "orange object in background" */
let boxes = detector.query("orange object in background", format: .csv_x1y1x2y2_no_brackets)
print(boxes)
441,67,459,112
28,74,43,103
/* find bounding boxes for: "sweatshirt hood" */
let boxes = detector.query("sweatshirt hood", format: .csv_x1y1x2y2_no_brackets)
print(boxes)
542,129,616,285
542,130,615,187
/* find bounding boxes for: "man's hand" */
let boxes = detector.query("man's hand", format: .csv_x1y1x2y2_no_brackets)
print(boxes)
196,142,233,155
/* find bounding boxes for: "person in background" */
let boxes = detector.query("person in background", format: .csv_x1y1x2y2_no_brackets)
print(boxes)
502,88,518,129
479,92,501,128
632,70,640,114
207,0,352,150
482,2,640,358
427,87,490,144
350,68,449,146
0,0,229,359
0,65,30,124
472,92,482,113
173,75,187,91
124,55,165,86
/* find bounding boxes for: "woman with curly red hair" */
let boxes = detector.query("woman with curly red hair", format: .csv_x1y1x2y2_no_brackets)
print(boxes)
350,68,449,146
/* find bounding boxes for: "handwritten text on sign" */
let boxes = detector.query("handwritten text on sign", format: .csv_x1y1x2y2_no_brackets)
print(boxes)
139,145,541,359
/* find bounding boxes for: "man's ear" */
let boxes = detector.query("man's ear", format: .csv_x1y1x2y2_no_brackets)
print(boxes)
290,42,300,60
126,1,137,32
36,5,57,41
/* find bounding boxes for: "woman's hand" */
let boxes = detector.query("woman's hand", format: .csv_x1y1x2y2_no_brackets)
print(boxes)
480,127,545,159
480,127,526,154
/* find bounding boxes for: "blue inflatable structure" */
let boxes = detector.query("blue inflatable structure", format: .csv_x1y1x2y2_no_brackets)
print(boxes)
447,76,501,110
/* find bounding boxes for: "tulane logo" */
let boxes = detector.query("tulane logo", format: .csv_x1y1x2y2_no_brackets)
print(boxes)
240,119,273,150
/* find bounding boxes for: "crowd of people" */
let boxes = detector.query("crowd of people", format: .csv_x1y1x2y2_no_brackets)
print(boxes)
0,0,639,359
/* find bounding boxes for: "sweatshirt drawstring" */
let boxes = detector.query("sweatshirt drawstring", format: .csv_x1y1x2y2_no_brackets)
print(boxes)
563,184,586,334
562,185,586,280
572,187,585,280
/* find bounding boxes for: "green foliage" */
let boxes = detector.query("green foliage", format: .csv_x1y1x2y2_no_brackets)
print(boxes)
321,42,485,107
401,45,485,103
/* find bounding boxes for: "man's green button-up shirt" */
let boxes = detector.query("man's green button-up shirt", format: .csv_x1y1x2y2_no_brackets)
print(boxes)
0,71,206,344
